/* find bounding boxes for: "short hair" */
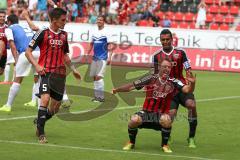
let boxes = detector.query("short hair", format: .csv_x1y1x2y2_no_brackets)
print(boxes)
48,8,67,21
0,10,6,15
160,29,173,39
159,57,172,66
97,15,105,21
7,14,18,24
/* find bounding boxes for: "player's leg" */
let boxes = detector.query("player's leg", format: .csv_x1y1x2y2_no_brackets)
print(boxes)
0,55,7,76
0,53,31,111
61,88,73,108
159,113,173,153
92,60,106,102
4,49,15,83
36,74,51,143
123,111,143,150
181,92,197,148
24,75,39,107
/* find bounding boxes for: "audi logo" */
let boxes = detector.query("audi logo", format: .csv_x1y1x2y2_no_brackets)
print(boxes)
216,36,240,51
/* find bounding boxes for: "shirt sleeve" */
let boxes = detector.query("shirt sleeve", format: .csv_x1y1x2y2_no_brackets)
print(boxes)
182,50,191,70
29,29,44,50
64,32,69,54
133,74,155,90
5,28,14,41
172,78,185,91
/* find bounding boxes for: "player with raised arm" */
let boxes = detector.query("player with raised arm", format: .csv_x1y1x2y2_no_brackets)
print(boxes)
153,29,198,148
113,58,196,153
25,8,81,143
0,14,40,112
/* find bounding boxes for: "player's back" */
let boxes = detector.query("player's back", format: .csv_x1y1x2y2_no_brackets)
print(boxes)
9,24,30,53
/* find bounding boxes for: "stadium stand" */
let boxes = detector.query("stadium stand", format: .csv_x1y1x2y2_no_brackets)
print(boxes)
4,0,240,31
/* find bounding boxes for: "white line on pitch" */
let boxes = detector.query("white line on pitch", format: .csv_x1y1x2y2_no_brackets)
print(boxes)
0,95,239,121
0,139,220,160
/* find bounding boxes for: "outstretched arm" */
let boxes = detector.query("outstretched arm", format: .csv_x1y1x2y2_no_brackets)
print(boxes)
112,83,136,94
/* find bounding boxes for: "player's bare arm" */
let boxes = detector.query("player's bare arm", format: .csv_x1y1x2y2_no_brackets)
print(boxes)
87,42,94,54
21,9,40,32
112,83,136,94
182,72,196,93
0,40,4,59
64,54,81,80
9,40,18,63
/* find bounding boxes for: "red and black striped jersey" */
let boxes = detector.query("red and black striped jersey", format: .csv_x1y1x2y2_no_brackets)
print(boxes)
133,74,184,113
0,24,8,56
153,47,191,83
29,28,69,73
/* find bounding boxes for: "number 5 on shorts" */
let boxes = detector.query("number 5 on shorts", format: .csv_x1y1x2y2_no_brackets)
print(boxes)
42,84,47,92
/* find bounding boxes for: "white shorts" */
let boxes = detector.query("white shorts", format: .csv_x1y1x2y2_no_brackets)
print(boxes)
15,51,40,77
6,49,15,64
89,60,107,78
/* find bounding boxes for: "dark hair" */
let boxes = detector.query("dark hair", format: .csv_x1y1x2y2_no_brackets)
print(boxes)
7,14,19,24
48,8,67,21
160,29,173,39
97,15,105,21
0,10,6,14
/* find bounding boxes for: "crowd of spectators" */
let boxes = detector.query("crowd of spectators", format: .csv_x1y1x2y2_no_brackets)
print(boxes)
4,0,240,29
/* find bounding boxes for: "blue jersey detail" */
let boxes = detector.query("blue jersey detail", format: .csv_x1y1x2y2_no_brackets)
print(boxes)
9,24,31,54
92,36,108,60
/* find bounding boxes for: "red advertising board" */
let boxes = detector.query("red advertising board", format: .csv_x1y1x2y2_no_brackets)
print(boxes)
69,42,240,72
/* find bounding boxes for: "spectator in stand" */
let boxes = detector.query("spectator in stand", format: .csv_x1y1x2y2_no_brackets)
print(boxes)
76,0,84,17
108,0,119,24
195,1,206,29
161,14,171,28
66,0,78,22
89,10,98,24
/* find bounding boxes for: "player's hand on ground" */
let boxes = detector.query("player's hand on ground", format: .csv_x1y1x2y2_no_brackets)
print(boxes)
72,70,81,80
36,65,46,75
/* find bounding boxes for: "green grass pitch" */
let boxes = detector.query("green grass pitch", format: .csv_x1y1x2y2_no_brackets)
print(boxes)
0,65,239,160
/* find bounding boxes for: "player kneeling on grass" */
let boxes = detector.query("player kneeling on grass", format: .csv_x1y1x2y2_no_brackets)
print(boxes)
112,58,196,153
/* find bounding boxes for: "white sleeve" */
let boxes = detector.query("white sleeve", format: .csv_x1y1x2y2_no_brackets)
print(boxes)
5,28,14,41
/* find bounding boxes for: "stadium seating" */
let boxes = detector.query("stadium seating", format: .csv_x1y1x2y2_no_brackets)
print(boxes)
219,23,229,30
210,23,219,30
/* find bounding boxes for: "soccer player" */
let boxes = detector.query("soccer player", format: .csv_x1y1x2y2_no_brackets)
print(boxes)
112,58,196,153
0,10,8,76
0,14,40,112
25,8,81,143
21,9,73,108
87,15,113,102
153,29,198,148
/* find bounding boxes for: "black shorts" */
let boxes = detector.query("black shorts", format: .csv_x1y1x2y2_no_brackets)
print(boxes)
135,110,163,131
0,55,7,69
39,73,66,101
170,91,195,110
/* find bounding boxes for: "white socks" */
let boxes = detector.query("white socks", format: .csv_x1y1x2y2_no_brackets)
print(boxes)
94,79,104,99
62,88,68,101
6,82,21,107
4,64,10,82
32,82,39,102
